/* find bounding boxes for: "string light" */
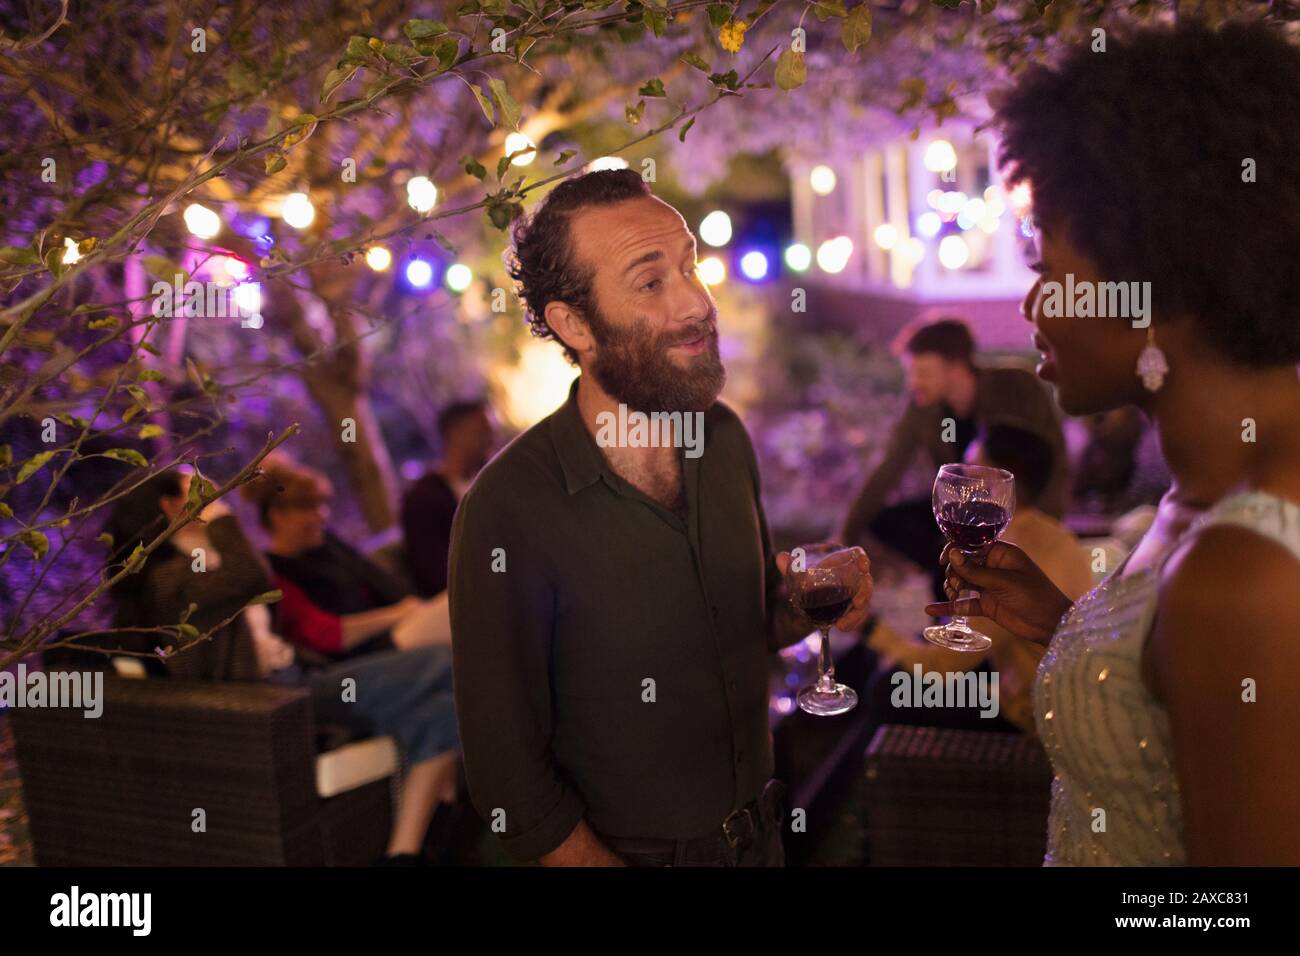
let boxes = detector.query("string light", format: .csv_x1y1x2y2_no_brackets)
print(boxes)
406,176,437,214
183,203,222,239
281,192,315,229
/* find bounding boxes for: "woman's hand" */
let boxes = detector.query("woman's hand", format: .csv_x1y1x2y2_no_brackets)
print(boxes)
924,541,1073,646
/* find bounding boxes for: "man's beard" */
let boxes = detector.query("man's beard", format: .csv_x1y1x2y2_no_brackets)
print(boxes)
585,303,726,414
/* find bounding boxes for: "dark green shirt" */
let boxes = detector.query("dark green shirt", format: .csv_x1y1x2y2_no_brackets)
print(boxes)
448,377,805,861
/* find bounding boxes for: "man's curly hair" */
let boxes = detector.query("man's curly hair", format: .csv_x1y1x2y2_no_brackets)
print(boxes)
505,168,652,365
993,17,1300,367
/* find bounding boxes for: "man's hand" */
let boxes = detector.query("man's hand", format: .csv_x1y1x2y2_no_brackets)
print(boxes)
776,546,874,634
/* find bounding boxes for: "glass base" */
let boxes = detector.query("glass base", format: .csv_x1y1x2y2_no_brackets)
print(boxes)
923,623,992,653
798,683,859,716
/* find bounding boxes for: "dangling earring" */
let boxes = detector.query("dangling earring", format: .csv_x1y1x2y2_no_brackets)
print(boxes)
1136,325,1168,392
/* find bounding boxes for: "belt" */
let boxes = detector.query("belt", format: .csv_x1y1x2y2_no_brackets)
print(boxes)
603,779,786,863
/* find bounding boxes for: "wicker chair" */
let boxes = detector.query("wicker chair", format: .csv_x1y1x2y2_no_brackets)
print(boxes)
864,724,1052,866
10,674,393,866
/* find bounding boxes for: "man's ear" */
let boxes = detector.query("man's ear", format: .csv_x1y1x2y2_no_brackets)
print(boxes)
545,301,594,361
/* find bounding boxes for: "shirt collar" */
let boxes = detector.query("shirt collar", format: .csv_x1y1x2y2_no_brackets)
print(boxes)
549,376,609,495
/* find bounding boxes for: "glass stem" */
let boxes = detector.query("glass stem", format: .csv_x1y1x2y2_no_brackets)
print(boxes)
816,627,836,691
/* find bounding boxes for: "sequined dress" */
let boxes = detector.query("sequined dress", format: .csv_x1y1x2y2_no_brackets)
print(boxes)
1033,490,1300,865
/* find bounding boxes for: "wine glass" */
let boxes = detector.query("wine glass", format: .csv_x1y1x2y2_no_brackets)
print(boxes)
923,464,1016,652
786,543,862,716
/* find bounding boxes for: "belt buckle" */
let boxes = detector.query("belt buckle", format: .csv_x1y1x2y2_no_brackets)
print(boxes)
721,807,756,849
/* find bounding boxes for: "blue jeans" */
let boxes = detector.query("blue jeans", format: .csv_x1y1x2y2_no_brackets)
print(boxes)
297,646,459,765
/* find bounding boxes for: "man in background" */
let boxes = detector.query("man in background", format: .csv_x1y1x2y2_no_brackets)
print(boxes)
842,317,1067,599
401,400,496,598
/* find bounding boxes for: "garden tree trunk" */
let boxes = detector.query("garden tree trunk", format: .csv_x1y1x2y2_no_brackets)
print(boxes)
300,364,397,533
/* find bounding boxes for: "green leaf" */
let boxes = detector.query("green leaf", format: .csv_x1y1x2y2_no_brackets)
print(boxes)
842,4,873,53
462,155,488,179
0,246,40,266
138,424,165,440
403,19,448,42
15,451,55,485
381,42,419,66
775,49,806,91
136,369,165,383
344,35,372,64
638,77,667,98
706,4,731,27
678,116,696,143
471,85,495,126
247,590,284,606
681,52,711,73
487,200,522,230
18,530,48,560
0,444,9,467
497,155,512,180
97,531,114,547
708,69,739,91
177,623,201,641
554,149,577,165
321,66,357,103
265,152,287,174
0,501,13,519
813,0,847,20
625,100,646,125
433,38,460,72
45,246,66,279
88,316,119,331
488,78,521,130
103,448,149,469
126,384,150,407
643,9,667,36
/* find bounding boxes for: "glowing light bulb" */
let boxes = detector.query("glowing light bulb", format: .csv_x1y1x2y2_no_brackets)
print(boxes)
504,132,536,166
406,176,438,214
938,235,970,269
697,256,726,285
586,156,628,172
183,203,222,239
784,243,812,272
365,247,392,272
699,210,732,247
281,192,315,229
61,237,82,265
923,139,958,174
739,250,769,281
809,165,837,196
405,259,433,288
445,263,473,292
873,224,899,251
917,212,942,239
816,236,853,274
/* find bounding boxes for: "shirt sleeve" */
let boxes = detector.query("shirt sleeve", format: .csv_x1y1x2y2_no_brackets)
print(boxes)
274,575,345,655
447,473,586,862
842,403,922,545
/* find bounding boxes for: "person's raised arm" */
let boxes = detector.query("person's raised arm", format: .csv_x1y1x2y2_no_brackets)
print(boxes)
842,405,922,548
448,475,595,864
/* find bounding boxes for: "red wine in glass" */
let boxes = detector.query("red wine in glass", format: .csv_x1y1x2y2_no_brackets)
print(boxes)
786,544,863,716
923,464,1016,652
936,500,1011,552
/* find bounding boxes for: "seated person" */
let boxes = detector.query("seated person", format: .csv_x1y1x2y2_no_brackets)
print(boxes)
866,424,1094,735
240,454,448,660
401,399,496,598
103,469,460,864
842,317,1068,602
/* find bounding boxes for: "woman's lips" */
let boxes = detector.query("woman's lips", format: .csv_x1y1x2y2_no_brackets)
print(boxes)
1033,333,1056,381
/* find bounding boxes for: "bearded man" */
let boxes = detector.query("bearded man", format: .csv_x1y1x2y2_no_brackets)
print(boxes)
447,169,873,867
